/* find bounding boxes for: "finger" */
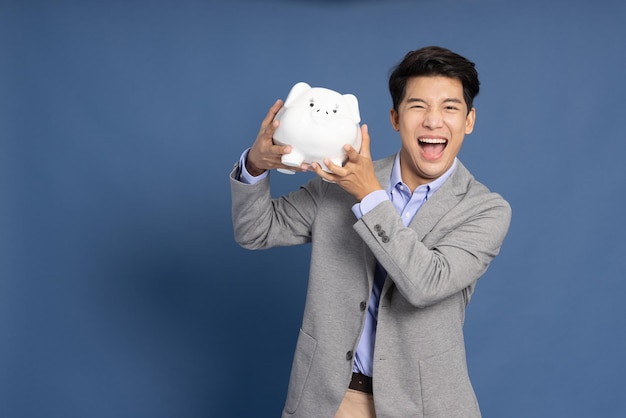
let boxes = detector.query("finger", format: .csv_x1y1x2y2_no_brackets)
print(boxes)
358,124,372,159
271,144,291,157
343,144,360,163
323,158,347,176
311,162,336,181
263,99,283,126
259,100,283,138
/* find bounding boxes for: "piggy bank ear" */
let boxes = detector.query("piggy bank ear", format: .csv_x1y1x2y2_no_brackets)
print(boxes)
342,94,361,123
284,82,311,107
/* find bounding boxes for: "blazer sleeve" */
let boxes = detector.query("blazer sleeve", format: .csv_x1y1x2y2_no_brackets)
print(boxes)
353,185,511,308
229,163,324,250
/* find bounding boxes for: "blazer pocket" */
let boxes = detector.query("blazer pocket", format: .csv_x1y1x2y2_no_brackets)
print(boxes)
418,344,480,418
284,329,317,414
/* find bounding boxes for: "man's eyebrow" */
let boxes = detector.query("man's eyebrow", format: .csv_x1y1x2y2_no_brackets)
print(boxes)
443,98,464,104
406,98,426,104
405,97,464,104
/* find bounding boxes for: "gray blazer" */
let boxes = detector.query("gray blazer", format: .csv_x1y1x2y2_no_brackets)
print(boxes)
230,155,511,418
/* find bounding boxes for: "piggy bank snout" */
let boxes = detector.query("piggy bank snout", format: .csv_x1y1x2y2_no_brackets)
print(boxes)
313,103,337,113
312,108,335,123
311,103,347,122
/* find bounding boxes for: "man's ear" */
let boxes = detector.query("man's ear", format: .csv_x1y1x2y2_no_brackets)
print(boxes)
389,108,399,131
465,107,476,134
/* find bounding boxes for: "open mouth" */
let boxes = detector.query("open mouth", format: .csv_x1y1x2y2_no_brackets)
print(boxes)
419,137,448,159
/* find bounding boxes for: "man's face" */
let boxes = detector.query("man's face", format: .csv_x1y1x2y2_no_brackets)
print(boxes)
390,75,475,188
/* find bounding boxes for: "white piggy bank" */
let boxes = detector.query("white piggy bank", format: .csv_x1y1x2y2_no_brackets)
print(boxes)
273,82,362,174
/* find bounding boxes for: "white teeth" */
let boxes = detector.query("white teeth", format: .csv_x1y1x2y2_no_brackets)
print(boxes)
419,138,447,144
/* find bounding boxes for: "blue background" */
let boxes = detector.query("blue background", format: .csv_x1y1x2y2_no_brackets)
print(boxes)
2,0,626,417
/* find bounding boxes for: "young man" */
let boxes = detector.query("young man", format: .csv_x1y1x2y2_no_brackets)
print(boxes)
230,46,511,418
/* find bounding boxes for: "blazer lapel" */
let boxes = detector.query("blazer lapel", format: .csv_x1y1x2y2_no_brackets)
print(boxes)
367,157,472,301
374,155,395,188
408,161,470,238
362,158,471,291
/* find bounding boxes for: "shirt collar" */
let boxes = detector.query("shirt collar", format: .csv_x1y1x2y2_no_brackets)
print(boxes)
388,153,458,197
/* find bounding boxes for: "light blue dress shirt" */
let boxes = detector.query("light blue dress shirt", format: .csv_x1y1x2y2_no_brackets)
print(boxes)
237,149,269,184
237,148,457,377
351,154,457,377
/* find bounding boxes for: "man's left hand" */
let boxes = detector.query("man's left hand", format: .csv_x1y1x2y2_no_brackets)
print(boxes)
310,124,383,201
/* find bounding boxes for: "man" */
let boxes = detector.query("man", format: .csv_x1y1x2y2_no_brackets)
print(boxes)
230,46,511,418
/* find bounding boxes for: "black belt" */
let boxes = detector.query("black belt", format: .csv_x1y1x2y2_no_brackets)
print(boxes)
349,372,373,394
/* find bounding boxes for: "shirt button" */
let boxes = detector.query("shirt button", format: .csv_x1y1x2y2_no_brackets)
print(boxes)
360,301,367,311
346,351,353,361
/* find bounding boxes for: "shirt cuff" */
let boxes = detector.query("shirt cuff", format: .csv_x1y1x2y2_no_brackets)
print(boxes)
238,148,268,184
351,189,389,219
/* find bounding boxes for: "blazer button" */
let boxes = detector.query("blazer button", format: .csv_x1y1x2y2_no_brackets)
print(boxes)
346,351,353,361
382,236,390,243
374,224,382,232
360,301,367,311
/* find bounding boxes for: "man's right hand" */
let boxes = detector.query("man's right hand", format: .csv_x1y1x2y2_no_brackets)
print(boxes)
245,99,307,176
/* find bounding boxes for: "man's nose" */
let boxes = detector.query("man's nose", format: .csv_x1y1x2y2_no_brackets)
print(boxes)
423,110,443,128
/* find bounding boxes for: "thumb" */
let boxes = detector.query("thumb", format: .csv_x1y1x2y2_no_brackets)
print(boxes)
359,124,372,159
